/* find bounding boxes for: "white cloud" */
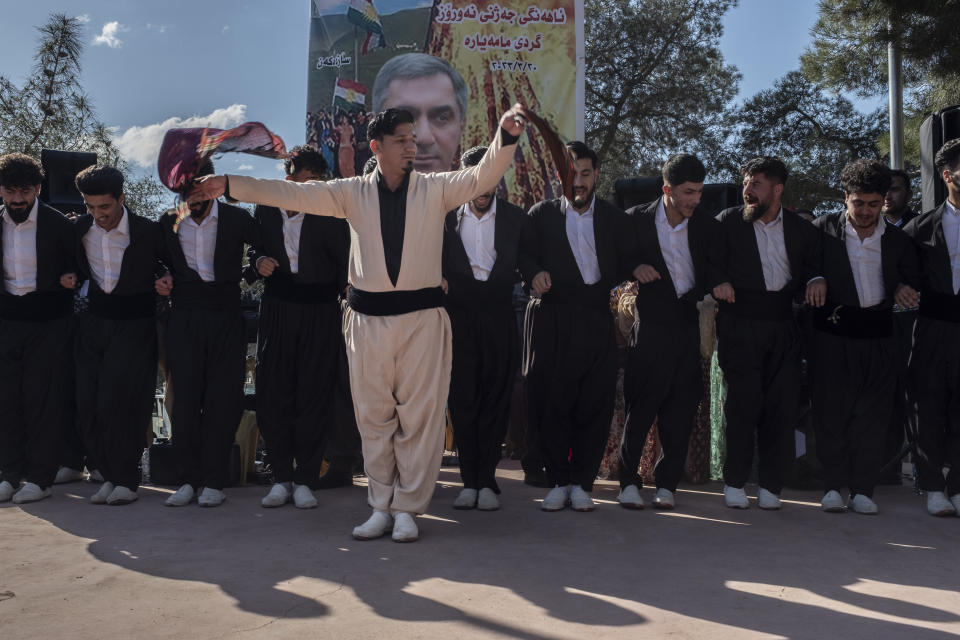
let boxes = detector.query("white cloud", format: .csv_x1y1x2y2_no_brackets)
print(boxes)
93,21,123,48
111,104,248,168
75,14,91,23
237,164,253,171
221,25,230,34
146,23,169,34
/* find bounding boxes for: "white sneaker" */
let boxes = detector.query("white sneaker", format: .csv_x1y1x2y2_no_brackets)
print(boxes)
951,494,960,515
0,480,17,502
476,488,500,511
12,482,52,504
88,469,105,483
352,510,393,540
851,494,878,515
541,485,570,511
54,467,85,484
453,488,478,510
652,488,675,510
821,490,845,513
569,486,595,512
392,512,419,542
90,481,115,505
165,484,195,507
197,487,226,507
757,487,781,510
292,484,318,509
617,484,645,510
261,483,291,508
723,484,749,509
926,491,956,517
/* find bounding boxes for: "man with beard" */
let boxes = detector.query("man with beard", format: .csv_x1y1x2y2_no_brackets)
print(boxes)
903,138,960,516
0,153,76,504
883,170,917,228
189,106,527,541
519,141,638,513
618,154,714,510
73,165,168,506
709,157,825,510
159,160,258,508
442,145,525,511
810,159,919,514
249,146,349,509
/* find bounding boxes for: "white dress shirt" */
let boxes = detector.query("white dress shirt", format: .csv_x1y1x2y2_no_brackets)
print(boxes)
844,214,886,307
753,207,792,291
459,199,497,281
655,199,695,297
83,207,131,293
178,200,219,282
2,199,39,296
279,209,306,274
563,196,601,285
942,199,960,294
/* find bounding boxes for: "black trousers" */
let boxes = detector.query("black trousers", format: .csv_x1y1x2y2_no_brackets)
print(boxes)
165,307,245,491
909,316,960,496
0,316,71,489
810,330,896,498
448,305,519,493
75,313,157,491
882,310,917,471
620,319,702,491
524,300,617,491
717,313,800,494
256,297,341,488
323,300,362,471
60,315,91,472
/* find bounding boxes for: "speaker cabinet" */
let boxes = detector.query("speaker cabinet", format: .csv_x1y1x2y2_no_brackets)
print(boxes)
919,105,960,212
39,149,97,217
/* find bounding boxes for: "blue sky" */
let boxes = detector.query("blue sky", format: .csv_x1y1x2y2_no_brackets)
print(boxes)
0,0,885,186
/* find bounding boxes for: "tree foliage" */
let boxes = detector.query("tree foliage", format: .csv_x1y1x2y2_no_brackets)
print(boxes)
0,13,167,218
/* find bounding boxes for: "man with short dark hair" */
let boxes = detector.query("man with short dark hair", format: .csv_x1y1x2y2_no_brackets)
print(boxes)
249,145,349,509
883,169,917,228
904,137,960,516
0,153,77,504
617,154,715,510
810,159,919,514
190,105,527,541
519,141,638,513
73,165,168,505
709,157,825,510
443,145,526,511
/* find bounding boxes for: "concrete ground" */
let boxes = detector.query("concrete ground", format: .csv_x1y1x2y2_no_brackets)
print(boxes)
1,462,958,640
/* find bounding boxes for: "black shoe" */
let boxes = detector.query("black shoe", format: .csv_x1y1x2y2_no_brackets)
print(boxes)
315,467,354,490
523,470,551,488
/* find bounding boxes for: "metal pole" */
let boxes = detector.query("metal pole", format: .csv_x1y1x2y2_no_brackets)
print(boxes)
888,19,904,169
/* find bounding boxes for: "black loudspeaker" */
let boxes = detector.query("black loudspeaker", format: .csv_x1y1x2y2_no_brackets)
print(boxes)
697,183,741,217
614,176,663,210
39,149,97,217
919,105,960,212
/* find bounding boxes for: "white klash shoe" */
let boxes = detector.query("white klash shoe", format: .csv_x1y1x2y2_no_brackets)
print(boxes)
476,488,500,511
0,480,18,502
723,485,749,509
54,467,85,484
90,481,116,505
391,512,419,542
757,487,781,510
926,491,956,517
165,484,195,507
261,483,291,508
851,494,878,515
951,494,960,515
652,488,675,510
821,490,845,513
12,482,52,504
617,484,645,510
292,484,318,509
541,485,570,511
453,488,478,510
352,510,393,540
569,486,595,512
107,486,138,506
198,487,226,507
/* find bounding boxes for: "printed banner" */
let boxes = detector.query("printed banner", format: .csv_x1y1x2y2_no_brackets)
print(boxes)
306,0,581,209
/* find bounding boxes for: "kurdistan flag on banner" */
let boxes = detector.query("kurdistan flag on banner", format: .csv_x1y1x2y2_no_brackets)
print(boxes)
347,0,383,34
333,78,367,111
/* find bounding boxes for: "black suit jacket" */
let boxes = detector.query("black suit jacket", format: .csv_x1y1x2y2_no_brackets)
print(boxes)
442,197,524,307
708,205,822,295
626,198,715,323
903,202,959,296
518,197,636,297
160,201,257,286
75,209,166,296
813,212,919,308
0,201,76,296
247,205,349,290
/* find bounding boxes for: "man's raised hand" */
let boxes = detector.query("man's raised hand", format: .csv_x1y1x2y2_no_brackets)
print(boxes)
188,175,227,203
499,103,528,138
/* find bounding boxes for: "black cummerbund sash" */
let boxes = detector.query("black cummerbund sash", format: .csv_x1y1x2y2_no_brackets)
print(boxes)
349,286,445,316
89,287,156,320
0,290,73,322
634,296,699,326
719,288,793,321
540,282,610,310
264,277,340,305
813,303,893,339
919,290,960,323
171,281,238,311
444,275,513,310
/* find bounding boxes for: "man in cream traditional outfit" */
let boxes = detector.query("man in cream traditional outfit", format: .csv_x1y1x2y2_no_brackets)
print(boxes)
191,106,527,541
